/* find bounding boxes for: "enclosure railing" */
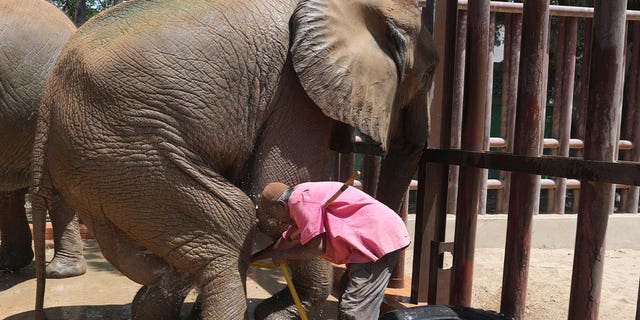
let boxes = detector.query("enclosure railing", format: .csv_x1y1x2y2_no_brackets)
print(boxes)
422,0,640,216
381,1,640,320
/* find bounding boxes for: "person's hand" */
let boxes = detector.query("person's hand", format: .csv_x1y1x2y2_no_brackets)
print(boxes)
250,253,263,263
272,250,286,265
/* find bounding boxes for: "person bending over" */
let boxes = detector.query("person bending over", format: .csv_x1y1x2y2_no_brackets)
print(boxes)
252,181,411,320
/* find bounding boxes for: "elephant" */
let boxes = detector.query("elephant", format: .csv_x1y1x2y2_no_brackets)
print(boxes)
0,0,86,278
30,0,437,319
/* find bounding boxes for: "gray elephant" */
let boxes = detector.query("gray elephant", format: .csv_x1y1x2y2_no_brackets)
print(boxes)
31,0,437,319
0,0,86,278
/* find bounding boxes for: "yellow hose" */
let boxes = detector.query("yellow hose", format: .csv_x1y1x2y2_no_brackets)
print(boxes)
251,262,309,320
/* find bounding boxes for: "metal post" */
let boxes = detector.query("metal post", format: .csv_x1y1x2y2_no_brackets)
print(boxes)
389,191,409,288
411,0,457,305
479,13,496,215
447,9,468,216
497,13,522,214
450,0,490,307
500,1,549,319
361,136,380,197
551,17,578,214
569,1,627,319
621,22,640,214
573,2,593,212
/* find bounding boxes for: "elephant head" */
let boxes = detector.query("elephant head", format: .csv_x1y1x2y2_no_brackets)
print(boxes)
290,0,437,211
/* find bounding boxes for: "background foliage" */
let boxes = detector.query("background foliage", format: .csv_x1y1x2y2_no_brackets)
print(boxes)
47,0,123,26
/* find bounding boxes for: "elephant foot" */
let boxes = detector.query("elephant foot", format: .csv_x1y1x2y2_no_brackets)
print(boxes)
131,271,193,320
0,245,34,271
132,285,182,320
46,254,86,278
254,289,307,320
254,303,300,320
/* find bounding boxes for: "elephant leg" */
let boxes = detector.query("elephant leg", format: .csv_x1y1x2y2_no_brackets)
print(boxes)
46,197,86,278
132,268,194,320
151,177,253,320
90,220,172,285
254,257,333,320
91,166,256,319
0,189,33,271
197,261,249,320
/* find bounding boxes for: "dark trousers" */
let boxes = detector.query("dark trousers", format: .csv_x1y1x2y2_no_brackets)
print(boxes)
338,249,401,320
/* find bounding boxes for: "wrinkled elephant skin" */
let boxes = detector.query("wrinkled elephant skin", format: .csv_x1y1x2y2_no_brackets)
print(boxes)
0,0,86,278
31,0,438,319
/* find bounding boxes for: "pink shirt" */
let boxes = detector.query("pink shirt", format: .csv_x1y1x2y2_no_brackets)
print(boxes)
282,181,411,264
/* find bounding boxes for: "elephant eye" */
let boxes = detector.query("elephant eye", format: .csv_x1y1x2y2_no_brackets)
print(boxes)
421,66,435,89
424,66,435,81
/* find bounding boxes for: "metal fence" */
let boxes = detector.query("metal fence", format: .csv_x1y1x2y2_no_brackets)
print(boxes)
401,1,640,319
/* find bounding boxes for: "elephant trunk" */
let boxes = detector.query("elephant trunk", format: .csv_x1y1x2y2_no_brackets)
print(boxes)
375,93,430,213
375,141,423,213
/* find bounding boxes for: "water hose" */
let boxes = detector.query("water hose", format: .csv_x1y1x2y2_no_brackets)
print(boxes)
251,262,308,320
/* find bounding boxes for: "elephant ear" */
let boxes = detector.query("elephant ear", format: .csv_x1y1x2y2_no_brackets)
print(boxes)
291,0,416,152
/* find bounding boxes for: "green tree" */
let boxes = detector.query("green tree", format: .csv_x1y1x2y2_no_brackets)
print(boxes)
47,0,123,26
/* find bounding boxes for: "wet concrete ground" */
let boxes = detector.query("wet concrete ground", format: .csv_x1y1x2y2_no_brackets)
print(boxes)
0,240,341,320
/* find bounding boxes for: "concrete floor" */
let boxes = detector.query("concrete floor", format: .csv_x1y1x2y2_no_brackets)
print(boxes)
0,240,341,320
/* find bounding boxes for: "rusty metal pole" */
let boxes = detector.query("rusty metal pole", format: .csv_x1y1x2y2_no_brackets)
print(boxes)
479,13,496,215
576,5,593,148
449,0,490,307
361,136,380,197
573,1,594,212
499,1,549,319
569,1,627,319
410,1,456,304
621,22,640,214
551,17,578,215
389,191,409,288
339,127,356,183
497,13,522,214
548,17,567,213
447,9,468,216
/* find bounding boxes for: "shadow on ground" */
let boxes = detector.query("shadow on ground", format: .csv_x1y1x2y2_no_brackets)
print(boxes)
0,240,341,320
0,267,35,292
5,304,133,320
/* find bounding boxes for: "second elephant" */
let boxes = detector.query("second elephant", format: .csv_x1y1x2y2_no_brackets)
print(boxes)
0,0,86,278
31,0,438,319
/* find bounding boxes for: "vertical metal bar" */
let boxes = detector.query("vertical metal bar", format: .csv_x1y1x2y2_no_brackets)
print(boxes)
447,9,468,216
569,1,627,319
479,13,496,215
547,17,566,214
389,190,409,288
449,0,490,307
411,1,456,304
574,7,593,212
497,13,523,214
339,127,356,183
621,22,640,214
361,152,380,197
576,4,593,156
499,1,549,319
551,17,578,215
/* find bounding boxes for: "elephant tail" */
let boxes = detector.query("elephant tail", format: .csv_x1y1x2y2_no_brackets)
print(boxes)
29,98,55,320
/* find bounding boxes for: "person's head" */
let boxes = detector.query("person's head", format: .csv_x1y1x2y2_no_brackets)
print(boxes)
256,182,294,236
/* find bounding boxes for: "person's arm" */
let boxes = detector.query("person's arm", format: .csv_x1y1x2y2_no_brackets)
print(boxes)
251,236,299,262
272,233,324,265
